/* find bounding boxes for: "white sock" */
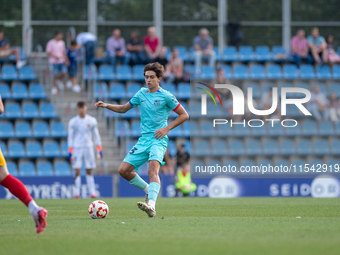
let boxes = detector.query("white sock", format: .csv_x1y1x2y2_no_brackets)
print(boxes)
148,200,156,208
74,176,81,196
28,200,39,215
143,184,149,194
86,174,96,196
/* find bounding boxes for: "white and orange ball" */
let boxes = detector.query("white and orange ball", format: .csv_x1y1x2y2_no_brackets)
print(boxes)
88,200,109,219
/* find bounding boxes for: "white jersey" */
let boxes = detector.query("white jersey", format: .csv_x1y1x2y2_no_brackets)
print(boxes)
76,32,97,45
68,114,101,148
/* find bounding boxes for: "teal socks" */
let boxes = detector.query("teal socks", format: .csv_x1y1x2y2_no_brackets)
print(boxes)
148,182,160,202
129,174,148,192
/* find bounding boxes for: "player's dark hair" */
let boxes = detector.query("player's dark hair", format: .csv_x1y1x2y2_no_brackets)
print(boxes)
0,29,3,33
144,62,164,78
77,101,86,108
54,31,62,37
71,40,77,46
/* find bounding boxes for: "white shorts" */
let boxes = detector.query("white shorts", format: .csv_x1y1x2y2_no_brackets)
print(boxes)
72,147,96,169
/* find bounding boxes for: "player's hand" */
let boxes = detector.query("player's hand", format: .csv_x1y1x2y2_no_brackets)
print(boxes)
95,101,107,109
68,148,73,162
153,127,169,140
97,145,103,159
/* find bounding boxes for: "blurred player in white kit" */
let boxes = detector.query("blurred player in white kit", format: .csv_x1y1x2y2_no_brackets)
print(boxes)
68,101,103,198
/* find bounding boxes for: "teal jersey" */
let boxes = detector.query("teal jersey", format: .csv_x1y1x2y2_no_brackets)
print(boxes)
129,87,180,136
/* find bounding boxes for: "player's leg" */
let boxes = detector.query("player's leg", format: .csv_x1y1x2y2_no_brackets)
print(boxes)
0,160,47,233
72,147,82,198
119,162,149,194
73,168,81,198
84,147,97,198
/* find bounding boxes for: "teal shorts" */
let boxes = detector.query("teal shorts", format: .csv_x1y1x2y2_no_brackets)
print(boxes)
123,134,168,171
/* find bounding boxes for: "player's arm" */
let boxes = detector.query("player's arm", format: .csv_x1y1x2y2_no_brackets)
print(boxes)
94,101,133,113
67,120,75,161
154,105,189,140
92,119,103,159
0,95,4,115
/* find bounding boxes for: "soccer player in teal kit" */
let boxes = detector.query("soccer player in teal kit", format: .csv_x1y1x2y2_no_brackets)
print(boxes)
95,62,189,217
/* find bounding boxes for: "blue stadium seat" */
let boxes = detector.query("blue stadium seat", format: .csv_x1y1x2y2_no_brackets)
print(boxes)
239,159,255,169
251,124,267,136
332,65,340,78
233,64,249,78
173,46,188,61
167,140,176,157
313,138,330,154
317,83,328,96
211,139,227,156
5,102,22,118
2,65,18,80
189,101,201,118
116,121,130,137
132,65,145,81
243,82,260,98
296,139,313,155
19,65,37,80
318,121,334,136
284,123,301,136
94,82,108,100
8,140,25,158
98,65,114,80
162,83,177,96
26,140,43,157
116,65,132,80
222,159,239,170
54,161,72,176
330,139,340,154
280,139,295,155
223,46,238,61
326,158,340,168
190,120,200,136
50,121,67,137
301,120,317,135
239,46,254,61
177,83,190,99
262,139,279,155
261,81,275,93
290,158,305,168
213,46,223,61
250,64,265,78
272,46,286,57
33,121,50,138
283,64,298,78
277,81,293,97
228,139,245,156
200,66,216,79
245,139,262,155
127,83,141,97
39,102,57,118
7,161,18,176
22,101,39,118
233,124,250,136
266,64,282,78
300,64,315,78
257,158,272,168
83,65,98,80
109,83,126,100
316,65,331,78
130,120,141,137
206,159,221,168
0,141,8,157
0,83,11,99
268,123,284,136
199,120,216,136
255,46,272,61
43,140,61,157
184,65,195,76
60,140,68,157
273,158,289,168
183,121,190,137
29,84,47,99
328,83,340,97
0,121,15,138
193,139,210,156
19,161,36,176
15,121,32,138
168,125,183,137
37,161,54,176
309,158,324,167
12,83,28,99
124,106,140,118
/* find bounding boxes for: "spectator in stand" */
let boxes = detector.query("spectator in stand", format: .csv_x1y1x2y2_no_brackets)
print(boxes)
46,31,69,95
308,85,329,120
212,67,230,98
0,29,26,69
326,35,340,64
291,29,312,66
329,92,340,122
175,139,190,169
126,30,145,65
66,40,81,93
159,149,174,175
193,28,216,74
106,29,129,67
76,31,97,65
307,27,328,64
169,48,184,85
155,47,173,83
143,26,160,62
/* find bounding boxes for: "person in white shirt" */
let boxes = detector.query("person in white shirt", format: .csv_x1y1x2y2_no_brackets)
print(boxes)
76,32,97,65
308,85,329,120
68,101,103,198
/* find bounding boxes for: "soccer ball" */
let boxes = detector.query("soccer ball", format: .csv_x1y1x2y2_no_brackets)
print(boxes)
88,200,109,219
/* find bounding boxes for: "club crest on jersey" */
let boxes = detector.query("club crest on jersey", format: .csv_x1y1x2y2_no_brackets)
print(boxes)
154,100,161,106
87,123,91,127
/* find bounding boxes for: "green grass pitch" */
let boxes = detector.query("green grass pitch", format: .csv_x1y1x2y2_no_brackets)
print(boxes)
0,198,339,255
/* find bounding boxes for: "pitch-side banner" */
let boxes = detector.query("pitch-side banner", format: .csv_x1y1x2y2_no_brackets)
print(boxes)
0,176,114,199
161,175,340,198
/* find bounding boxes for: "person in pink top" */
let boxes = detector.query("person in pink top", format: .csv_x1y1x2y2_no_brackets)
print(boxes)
143,26,160,62
46,31,69,95
291,29,312,66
